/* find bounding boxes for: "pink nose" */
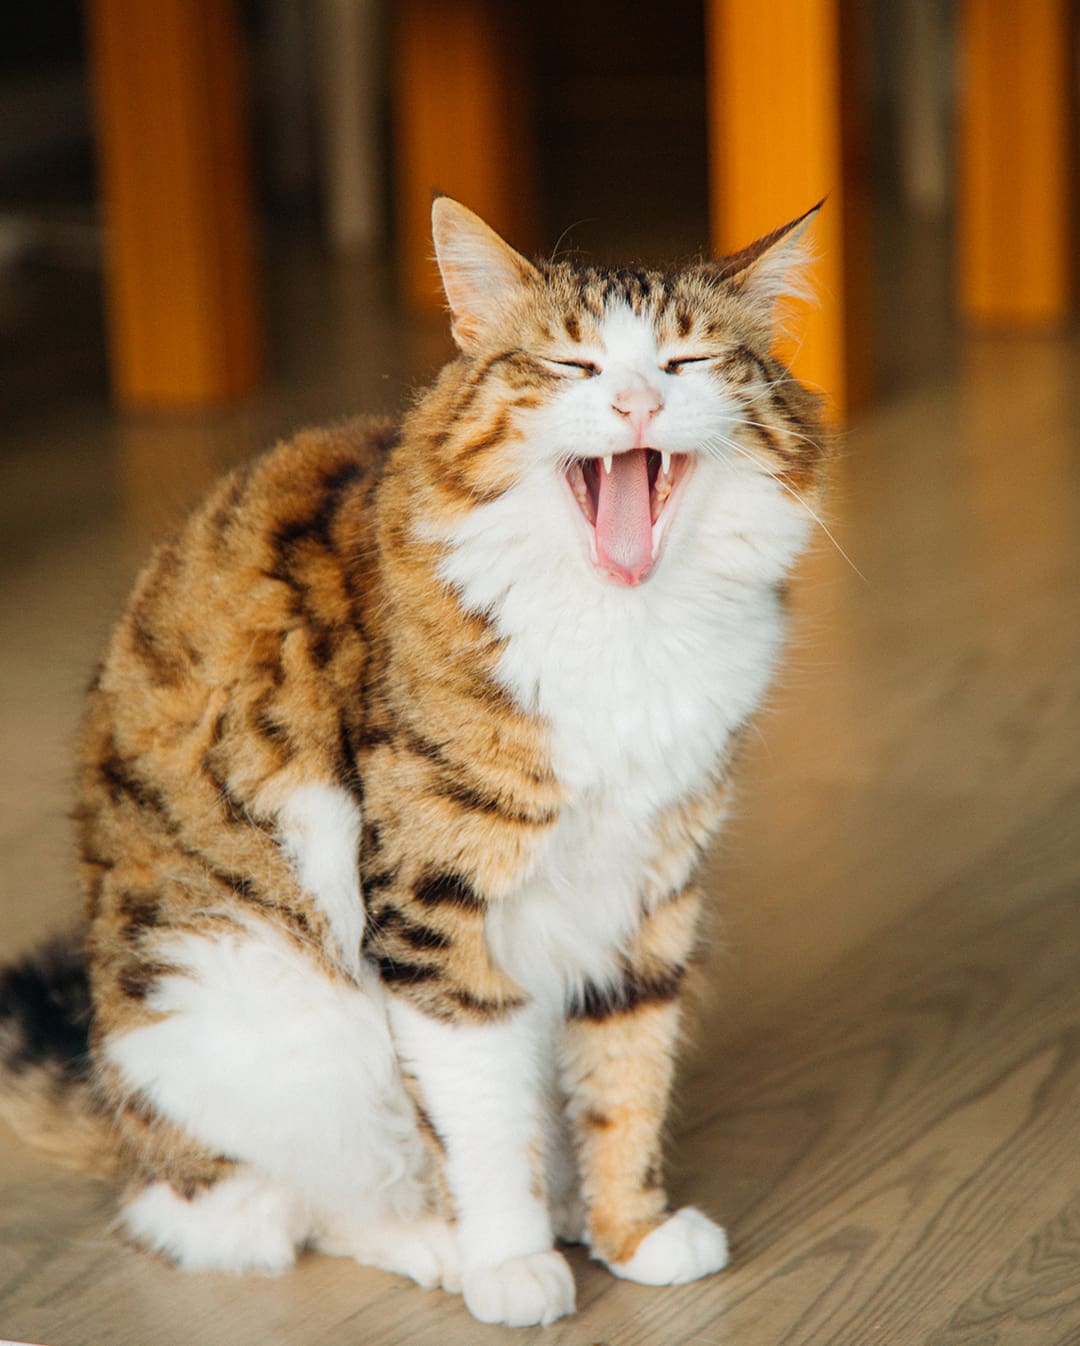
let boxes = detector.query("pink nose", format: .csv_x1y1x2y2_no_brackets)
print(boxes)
612,382,663,435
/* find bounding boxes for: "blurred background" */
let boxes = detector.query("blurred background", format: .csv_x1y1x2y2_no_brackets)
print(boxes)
0,0,1077,1033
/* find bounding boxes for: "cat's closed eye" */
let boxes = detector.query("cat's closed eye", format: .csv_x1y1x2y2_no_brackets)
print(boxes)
663,356,711,375
541,357,600,377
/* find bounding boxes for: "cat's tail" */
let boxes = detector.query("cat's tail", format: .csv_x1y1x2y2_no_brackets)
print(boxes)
0,932,115,1176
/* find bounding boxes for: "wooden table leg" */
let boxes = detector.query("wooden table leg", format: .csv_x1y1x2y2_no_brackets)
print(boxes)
393,0,535,311
705,0,872,417
956,0,1075,327
87,0,262,408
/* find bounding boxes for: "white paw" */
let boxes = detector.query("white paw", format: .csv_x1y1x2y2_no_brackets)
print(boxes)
316,1215,461,1293
463,1250,576,1327
381,1221,461,1293
607,1207,729,1286
121,1175,304,1275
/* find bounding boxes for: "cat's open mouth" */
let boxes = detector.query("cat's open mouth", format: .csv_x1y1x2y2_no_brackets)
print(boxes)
564,448,690,587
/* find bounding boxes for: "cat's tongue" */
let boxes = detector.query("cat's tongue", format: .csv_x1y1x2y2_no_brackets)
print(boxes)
594,449,654,585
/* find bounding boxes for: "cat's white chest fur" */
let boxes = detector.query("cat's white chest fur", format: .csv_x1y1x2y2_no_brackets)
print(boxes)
484,577,781,1006
445,466,804,1008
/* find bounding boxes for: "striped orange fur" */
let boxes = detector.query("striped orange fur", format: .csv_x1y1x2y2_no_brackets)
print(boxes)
0,198,829,1327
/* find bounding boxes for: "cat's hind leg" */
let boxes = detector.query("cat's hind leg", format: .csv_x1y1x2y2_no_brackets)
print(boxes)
102,915,432,1263
120,1168,309,1275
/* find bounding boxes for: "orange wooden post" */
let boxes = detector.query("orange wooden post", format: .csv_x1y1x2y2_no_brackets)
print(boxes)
393,0,536,311
956,0,1075,326
705,0,871,417
87,0,262,408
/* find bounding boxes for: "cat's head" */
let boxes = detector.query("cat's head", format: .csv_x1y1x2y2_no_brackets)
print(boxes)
415,197,827,594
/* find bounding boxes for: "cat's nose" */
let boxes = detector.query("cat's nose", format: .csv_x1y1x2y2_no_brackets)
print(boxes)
612,381,664,439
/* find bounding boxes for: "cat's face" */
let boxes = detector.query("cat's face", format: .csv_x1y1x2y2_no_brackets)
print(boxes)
426,198,826,592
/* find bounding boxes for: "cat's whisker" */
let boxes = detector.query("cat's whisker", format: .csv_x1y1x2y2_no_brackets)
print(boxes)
729,411,822,453
699,433,867,584
548,218,599,262
767,368,832,399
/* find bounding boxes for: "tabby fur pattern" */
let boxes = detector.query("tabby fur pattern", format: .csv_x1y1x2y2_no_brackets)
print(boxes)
0,198,828,1327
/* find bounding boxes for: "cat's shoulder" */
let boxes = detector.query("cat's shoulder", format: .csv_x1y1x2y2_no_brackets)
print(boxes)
98,416,396,701
200,414,396,538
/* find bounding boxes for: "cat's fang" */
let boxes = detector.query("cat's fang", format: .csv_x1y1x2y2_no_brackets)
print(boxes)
566,458,597,525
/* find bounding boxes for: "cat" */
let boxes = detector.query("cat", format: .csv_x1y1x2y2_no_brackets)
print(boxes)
0,196,828,1328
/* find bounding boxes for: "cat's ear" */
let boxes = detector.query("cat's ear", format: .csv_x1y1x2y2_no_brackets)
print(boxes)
711,200,823,316
432,197,539,353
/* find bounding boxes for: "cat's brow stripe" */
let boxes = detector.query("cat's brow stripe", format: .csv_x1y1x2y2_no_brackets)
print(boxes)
446,349,522,426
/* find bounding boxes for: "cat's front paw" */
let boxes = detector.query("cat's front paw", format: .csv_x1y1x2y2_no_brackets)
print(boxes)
463,1250,576,1327
607,1207,729,1286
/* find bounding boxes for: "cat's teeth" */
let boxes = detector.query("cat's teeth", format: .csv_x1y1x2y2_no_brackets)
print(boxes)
661,450,671,475
602,454,613,475
652,478,672,523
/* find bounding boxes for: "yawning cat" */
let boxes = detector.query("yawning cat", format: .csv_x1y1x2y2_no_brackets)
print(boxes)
0,197,828,1327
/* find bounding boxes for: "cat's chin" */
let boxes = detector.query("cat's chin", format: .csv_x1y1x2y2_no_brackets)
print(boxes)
562,449,692,587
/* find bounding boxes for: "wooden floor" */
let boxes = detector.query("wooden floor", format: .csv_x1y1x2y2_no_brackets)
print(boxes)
2,234,1079,1345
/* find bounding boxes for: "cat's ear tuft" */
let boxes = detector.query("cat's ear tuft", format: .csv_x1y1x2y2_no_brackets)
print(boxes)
711,200,823,316
432,197,539,353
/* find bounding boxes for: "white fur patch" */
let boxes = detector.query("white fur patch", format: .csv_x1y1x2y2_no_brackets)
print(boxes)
607,1206,729,1285
387,997,556,1274
464,1250,576,1328
106,919,426,1226
120,1169,308,1274
278,783,364,975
